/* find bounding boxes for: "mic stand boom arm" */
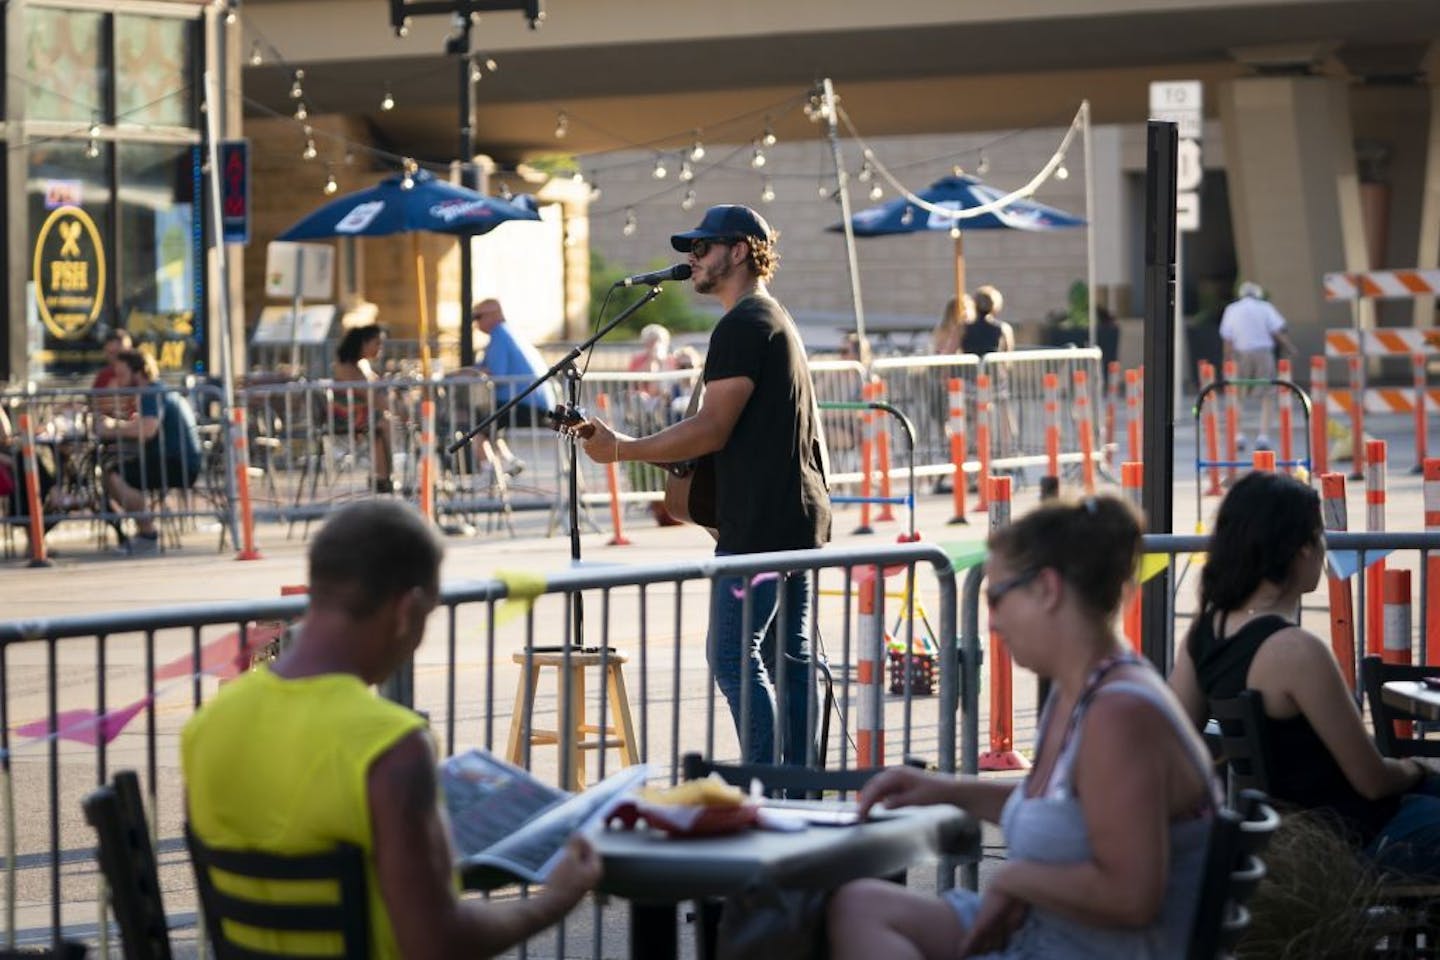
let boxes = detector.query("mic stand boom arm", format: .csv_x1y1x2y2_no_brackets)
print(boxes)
448,284,665,454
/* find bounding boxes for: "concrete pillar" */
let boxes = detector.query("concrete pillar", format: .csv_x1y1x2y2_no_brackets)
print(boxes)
1416,45,1440,329
1219,69,1372,360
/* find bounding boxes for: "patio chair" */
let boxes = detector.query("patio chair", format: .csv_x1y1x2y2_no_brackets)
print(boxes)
1360,656,1440,760
185,825,370,959
80,770,172,960
1207,690,1274,801
1187,789,1279,960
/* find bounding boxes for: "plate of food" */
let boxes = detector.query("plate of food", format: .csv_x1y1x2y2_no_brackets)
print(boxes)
610,776,759,837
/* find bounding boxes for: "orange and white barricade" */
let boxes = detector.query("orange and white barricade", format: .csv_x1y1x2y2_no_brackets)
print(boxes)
1105,362,1120,467
18,414,51,568
946,377,968,524
595,394,632,547
1348,355,1365,478
979,476,1026,771
1122,462,1143,652
1125,369,1142,464
230,407,262,561
1073,369,1096,494
1310,357,1329,477
1413,354,1429,473
873,381,896,524
1223,360,1240,486
1383,570,1414,739
972,374,992,514
1425,459,1440,660
1252,449,1276,472
854,382,877,534
856,569,885,767
1321,473,1358,690
1277,358,1294,475
1364,440,1387,657
1043,372,1060,482
1200,361,1223,496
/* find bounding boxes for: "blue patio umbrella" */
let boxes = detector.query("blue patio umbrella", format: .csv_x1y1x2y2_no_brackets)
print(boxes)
277,169,541,375
277,168,540,241
831,173,1085,312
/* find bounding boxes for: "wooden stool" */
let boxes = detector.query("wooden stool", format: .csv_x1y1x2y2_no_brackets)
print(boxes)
506,647,638,790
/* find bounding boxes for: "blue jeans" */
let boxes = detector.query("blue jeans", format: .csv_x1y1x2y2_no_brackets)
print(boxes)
1367,774,1440,880
708,563,817,766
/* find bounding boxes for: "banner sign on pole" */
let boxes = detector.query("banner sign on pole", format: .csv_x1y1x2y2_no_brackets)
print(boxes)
220,139,250,245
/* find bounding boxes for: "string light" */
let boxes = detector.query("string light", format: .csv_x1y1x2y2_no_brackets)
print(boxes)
951,164,965,177
681,188,696,211
1055,162,1070,180
977,152,990,175
762,117,777,147
497,181,513,200
289,69,304,99
750,143,766,168
248,41,263,67
484,57,498,72
869,183,883,201
857,161,873,183
622,208,637,237
401,158,417,189
949,225,962,239
470,62,483,83
396,16,410,37
380,85,395,111
589,180,602,201
553,110,568,139
85,119,101,159
761,179,775,203
222,1,237,25
679,160,694,182
900,206,915,226
324,166,339,194
689,133,705,162
294,100,308,121
302,132,317,161
651,156,668,180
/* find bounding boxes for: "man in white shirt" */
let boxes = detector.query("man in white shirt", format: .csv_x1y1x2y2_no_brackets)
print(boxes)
1218,281,1296,451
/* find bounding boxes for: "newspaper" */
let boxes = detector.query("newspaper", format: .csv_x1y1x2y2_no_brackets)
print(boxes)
441,748,649,886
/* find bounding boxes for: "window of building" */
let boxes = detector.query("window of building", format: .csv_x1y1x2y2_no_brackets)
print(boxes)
115,14,196,129
26,8,107,124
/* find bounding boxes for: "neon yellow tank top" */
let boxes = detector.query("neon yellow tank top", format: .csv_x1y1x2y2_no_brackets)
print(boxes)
181,665,427,958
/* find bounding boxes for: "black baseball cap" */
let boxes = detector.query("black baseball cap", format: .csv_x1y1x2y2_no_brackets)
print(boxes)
670,204,774,253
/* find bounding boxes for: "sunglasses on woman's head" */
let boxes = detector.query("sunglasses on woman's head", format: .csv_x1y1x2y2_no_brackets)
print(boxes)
985,568,1040,611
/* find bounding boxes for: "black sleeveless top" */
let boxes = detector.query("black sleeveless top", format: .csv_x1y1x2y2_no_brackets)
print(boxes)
960,317,1004,357
1188,612,1399,842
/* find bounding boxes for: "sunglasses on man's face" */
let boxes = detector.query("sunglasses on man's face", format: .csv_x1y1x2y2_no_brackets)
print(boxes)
689,237,737,259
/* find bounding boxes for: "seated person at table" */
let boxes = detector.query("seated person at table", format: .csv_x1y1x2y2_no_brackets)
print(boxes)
931,294,975,355
1168,471,1440,879
182,501,600,957
91,329,136,419
828,496,1217,960
332,324,396,494
468,297,556,478
98,350,202,555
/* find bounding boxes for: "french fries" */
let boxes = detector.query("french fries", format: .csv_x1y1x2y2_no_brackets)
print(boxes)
637,776,746,808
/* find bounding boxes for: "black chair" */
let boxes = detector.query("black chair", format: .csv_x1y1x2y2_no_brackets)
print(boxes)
1188,789,1280,960
1207,691,1274,799
185,825,370,960
81,770,172,960
1360,656,1440,759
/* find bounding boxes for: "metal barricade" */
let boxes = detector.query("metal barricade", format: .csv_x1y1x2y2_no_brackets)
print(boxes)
0,542,970,954
871,355,981,485
976,348,1104,477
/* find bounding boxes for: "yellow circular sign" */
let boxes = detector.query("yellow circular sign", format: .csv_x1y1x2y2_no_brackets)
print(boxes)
32,204,107,340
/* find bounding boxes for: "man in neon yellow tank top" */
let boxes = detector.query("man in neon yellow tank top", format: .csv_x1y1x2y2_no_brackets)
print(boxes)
182,501,600,957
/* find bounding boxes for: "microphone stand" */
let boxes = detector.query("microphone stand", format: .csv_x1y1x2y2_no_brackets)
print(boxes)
449,283,667,654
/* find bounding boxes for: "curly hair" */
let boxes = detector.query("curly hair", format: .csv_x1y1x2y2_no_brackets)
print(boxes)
742,232,781,282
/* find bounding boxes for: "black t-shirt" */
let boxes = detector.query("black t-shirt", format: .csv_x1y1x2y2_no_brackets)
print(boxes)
960,317,1005,357
703,292,831,554
1188,611,1399,842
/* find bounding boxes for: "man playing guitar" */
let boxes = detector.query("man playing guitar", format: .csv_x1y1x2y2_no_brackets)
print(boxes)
575,204,831,767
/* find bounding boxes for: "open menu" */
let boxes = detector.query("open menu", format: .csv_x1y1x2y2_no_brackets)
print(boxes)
441,748,649,886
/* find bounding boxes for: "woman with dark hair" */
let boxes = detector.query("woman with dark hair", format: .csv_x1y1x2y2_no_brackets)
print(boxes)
829,496,1217,959
331,324,395,494
1169,471,1440,878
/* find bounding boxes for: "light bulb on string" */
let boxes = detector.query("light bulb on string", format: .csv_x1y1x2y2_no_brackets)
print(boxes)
1055,163,1070,181
761,179,775,204
396,17,410,36
681,189,696,211
571,170,585,184
553,110,568,139
343,150,355,166
85,122,101,159
868,183,883,201
589,180,602,201
484,57,498,72
651,156,668,180
949,225,962,239
248,41,263,66
400,158,417,190
221,0,237,25
689,133,705,162
679,161,694,182
380,85,395,111
302,137,317,161
761,118,777,147
952,164,965,177
470,62,483,83
977,152,990,175
294,100,308,121
750,144,766,169
324,167,339,195
900,206,915,227
623,208,637,237
497,181,513,200
289,69,304,99
857,161,872,183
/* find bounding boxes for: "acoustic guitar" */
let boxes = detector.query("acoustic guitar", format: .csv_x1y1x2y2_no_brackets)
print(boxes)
547,382,716,535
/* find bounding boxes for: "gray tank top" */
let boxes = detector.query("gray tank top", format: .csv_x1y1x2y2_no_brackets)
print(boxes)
993,674,1219,959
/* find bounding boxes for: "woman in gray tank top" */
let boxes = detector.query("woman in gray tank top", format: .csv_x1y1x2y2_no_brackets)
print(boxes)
827,496,1219,959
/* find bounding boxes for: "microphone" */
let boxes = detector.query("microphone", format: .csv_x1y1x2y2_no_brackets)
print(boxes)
616,264,692,287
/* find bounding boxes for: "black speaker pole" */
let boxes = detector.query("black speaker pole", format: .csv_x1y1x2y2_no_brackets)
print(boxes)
1142,121,1178,673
